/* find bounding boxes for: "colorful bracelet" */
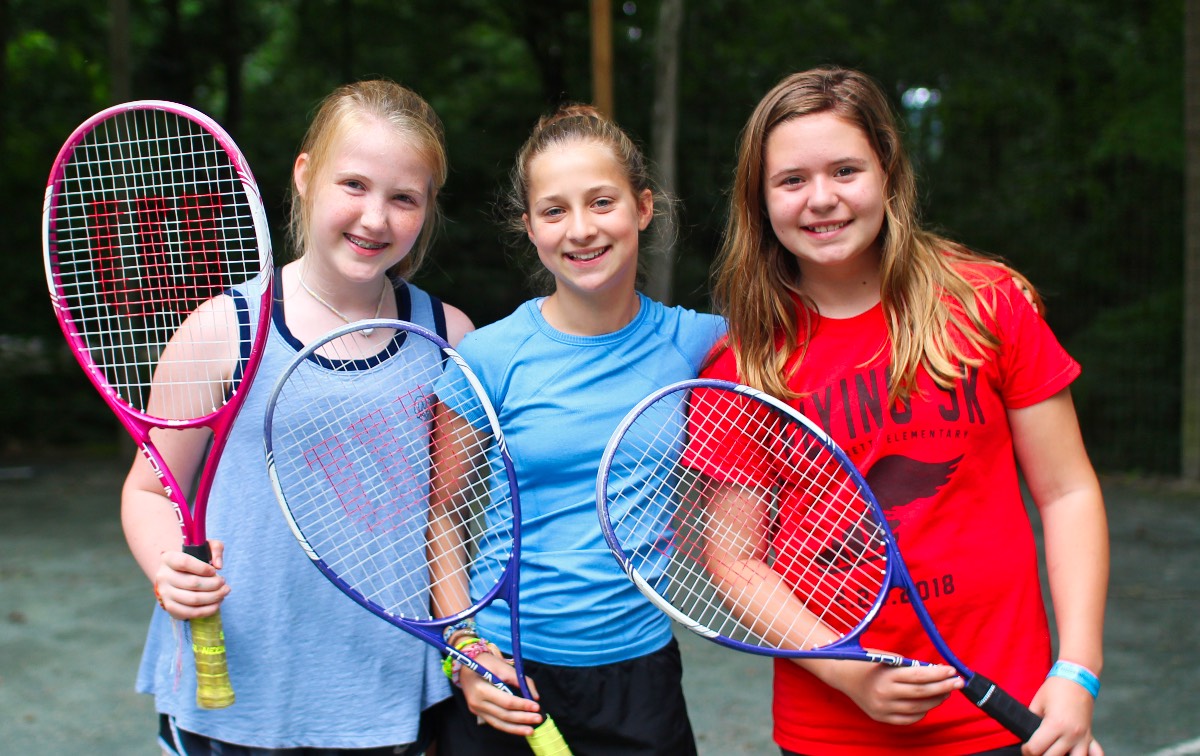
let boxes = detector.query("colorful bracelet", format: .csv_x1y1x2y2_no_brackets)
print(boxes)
1047,660,1101,698
443,637,495,686
153,581,166,610
442,618,477,644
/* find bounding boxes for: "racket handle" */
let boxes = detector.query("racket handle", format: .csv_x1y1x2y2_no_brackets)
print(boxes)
962,672,1041,742
191,611,236,709
183,543,235,709
526,714,572,755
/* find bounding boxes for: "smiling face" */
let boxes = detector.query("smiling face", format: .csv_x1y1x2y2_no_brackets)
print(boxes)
294,116,434,282
763,112,887,283
522,140,653,305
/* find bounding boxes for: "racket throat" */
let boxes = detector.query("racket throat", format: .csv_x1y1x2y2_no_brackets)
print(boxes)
183,542,213,563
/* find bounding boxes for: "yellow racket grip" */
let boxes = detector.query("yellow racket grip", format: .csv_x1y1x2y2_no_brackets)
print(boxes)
526,714,571,755
191,610,235,709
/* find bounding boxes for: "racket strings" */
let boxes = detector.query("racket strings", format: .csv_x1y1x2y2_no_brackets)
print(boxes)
268,333,513,622
603,386,888,652
48,107,265,420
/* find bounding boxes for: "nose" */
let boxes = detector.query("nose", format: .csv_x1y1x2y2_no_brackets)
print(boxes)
360,195,387,230
807,176,838,212
567,211,596,243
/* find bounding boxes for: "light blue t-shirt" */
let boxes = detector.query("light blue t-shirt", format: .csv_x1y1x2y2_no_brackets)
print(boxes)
135,278,450,748
454,293,725,666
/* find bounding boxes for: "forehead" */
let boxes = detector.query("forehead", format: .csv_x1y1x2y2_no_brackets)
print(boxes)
764,112,876,166
527,140,627,190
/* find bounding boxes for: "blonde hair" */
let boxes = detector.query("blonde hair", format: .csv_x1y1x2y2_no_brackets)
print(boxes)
287,79,448,279
713,66,1040,402
502,103,674,291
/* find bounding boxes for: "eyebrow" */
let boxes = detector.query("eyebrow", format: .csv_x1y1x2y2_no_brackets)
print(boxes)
767,156,871,182
531,185,624,205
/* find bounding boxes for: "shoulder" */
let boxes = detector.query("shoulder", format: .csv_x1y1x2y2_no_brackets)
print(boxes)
442,304,475,348
399,280,477,347
945,258,1032,319
456,301,538,362
638,296,726,339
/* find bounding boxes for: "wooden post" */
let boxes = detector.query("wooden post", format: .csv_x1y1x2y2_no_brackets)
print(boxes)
591,0,613,117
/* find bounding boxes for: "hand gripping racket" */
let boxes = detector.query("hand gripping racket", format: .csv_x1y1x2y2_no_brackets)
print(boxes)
42,100,273,709
264,319,570,756
596,379,1042,742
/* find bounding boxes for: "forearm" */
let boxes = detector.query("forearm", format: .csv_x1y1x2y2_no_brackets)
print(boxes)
1040,486,1109,673
121,463,186,583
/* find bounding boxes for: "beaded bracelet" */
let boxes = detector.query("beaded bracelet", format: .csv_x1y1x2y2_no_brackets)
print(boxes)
1047,660,1101,698
442,636,495,685
442,618,477,644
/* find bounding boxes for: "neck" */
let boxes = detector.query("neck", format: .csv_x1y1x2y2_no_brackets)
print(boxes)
541,288,641,336
797,252,882,319
290,261,391,323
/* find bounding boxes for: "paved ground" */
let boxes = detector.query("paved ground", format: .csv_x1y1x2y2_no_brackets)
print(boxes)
1,456,1198,755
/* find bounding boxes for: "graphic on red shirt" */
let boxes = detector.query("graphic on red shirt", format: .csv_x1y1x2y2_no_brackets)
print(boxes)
699,268,1080,755
865,453,962,535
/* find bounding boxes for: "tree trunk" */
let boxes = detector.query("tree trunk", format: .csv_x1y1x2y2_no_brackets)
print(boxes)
590,0,613,116
1184,0,1200,481
108,0,131,104
644,0,683,305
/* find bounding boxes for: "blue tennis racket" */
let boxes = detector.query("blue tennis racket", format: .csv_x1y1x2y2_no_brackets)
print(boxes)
596,378,1041,742
264,319,570,755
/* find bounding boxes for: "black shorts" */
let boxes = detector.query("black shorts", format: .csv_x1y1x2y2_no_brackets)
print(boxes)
433,637,697,756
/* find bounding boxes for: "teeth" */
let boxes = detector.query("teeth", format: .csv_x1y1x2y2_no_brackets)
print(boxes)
568,249,604,261
809,222,847,233
347,235,386,250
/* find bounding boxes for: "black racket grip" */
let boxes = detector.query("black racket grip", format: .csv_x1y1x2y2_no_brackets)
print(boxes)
962,672,1042,742
183,542,213,563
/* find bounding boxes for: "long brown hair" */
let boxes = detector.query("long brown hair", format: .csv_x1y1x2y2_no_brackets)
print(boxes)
287,79,448,280
712,66,1040,401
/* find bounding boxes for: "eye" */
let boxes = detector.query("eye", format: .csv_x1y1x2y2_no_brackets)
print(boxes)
343,179,366,191
834,166,860,178
592,197,616,211
543,206,565,219
393,192,419,206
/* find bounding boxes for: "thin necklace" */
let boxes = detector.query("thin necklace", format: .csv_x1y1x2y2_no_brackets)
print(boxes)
298,272,389,337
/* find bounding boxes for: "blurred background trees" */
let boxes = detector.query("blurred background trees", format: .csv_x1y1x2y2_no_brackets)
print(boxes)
0,0,1187,477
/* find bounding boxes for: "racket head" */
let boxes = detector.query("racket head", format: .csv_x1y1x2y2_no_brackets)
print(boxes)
264,318,523,653
598,378,901,659
42,99,273,430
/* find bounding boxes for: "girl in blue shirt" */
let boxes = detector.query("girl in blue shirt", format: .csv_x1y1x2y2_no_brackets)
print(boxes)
433,105,723,756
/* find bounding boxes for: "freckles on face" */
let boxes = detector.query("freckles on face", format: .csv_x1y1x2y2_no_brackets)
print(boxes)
301,118,435,271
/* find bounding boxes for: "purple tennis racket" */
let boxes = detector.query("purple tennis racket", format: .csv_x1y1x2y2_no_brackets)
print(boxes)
597,378,1041,742
42,100,274,709
264,319,570,755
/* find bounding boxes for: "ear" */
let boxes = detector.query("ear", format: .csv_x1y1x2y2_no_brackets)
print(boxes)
523,212,535,244
293,153,311,197
636,188,654,231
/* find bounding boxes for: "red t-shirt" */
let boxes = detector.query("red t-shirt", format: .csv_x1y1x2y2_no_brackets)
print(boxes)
699,267,1080,755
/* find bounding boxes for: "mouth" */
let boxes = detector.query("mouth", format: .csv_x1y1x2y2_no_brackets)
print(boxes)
804,221,850,234
346,233,387,251
566,247,607,262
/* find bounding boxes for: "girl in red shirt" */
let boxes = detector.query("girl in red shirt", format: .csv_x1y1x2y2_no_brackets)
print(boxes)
704,66,1108,756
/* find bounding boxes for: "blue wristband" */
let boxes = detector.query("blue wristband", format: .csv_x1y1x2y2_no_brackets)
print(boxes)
1047,660,1100,698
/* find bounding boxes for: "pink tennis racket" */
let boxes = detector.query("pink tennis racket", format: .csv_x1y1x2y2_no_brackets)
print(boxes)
42,100,273,709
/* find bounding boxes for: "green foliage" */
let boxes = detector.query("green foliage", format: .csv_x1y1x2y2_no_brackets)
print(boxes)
0,0,1186,474
1070,289,1182,474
